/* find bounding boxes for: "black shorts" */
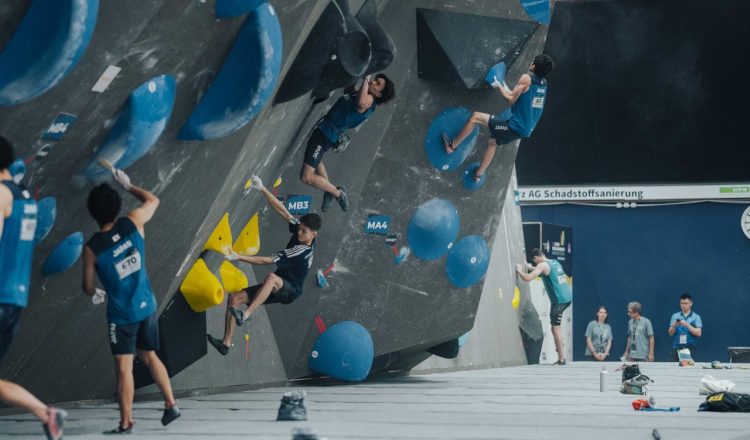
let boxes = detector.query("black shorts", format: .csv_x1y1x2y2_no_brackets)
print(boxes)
488,116,522,145
109,312,160,355
303,129,336,168
549,302,571,326
244,280,301,305
0,304,22,363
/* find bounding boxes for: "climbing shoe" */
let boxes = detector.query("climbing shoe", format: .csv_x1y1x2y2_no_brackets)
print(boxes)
321,191,334,212
161,405,181,426
207,334,230,355
43,407,67,440
336,187,349,211
229,307,245,326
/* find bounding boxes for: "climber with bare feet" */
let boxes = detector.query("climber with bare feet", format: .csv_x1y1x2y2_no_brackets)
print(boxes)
443,54,555,183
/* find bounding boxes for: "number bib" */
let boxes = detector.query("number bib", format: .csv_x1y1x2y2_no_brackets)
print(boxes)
115,251,142,279
20,218,37,241
532,95,545,109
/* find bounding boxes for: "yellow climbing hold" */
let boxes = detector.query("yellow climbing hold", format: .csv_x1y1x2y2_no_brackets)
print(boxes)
512,286,520,310
220,260,248,293
244,178,253,190
180,258,224,312
233,213,260,255
273,177,282,189
203,212,233,255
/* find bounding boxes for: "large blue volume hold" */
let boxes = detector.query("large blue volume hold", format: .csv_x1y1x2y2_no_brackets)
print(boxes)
42,232,84,276
519,0,551,24
407,199,460,261
34,197,57,244
0,0,99,105
215,0,266,18
445,235,490,288
77,75,176,183
424,107,479,172
308,321,374,382
179,2,283,140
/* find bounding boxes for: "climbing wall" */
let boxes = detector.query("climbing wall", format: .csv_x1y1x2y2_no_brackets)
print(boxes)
0,0,551,404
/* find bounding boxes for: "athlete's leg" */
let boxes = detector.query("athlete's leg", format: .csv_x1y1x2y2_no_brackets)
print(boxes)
114,354,135,429
0,380,49,422
223,290,250,345
300,163,340,197
448,111,490,153
137,351,177,409
475,138,498,181
243,273,283,318
551,325,565,363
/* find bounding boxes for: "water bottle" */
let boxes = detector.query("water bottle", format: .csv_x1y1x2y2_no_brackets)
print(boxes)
600,365,608,392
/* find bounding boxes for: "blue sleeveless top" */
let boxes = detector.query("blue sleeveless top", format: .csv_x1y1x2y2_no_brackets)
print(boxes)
509,74,547,138
87,217,157,325
317,93,376,143
0,180,37,307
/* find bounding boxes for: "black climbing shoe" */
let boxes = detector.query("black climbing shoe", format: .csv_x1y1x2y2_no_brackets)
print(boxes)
321,191,334,212
103,424,133,435
554,359,567,366
336,187,349,211
161,405,181,426
229,307,245,326
207,334,230,355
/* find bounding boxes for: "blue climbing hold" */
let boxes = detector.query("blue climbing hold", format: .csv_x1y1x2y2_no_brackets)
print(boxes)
445,235,490,288
8,159,26,184
462,162,487,191
458,331,471,347
76,75,176,184
0,0,99,105
216,0,266,18
179,2,283,140
519,0,551,25
308,321,374,382
484,61,506,87
34,197,57,244
407,199,460,261
424,107,479,172
42,232,83,276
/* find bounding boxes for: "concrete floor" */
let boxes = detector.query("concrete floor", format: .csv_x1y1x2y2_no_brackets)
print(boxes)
2,362,749,439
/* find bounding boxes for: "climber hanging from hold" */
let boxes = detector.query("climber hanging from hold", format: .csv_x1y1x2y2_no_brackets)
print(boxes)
207,175,321,356
299,73,396,212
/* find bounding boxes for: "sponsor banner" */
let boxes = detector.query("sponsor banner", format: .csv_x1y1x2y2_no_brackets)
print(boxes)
518,184,750,203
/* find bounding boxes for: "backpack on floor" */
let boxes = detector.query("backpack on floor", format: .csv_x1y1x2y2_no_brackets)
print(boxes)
699,392,750,412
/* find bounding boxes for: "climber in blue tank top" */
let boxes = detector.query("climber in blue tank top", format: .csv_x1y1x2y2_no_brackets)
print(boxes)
300,73,396,213
0,135,67,440
444,54,555,183
82,167,180,434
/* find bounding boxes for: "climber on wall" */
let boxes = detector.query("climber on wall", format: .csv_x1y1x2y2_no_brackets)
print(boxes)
299,73,396,212
207,175,321,356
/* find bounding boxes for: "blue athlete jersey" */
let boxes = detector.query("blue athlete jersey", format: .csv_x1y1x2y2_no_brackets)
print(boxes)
541,259,572,304
317,93,376,143
0,180,37,307
86,217,156,325
509,74,547,138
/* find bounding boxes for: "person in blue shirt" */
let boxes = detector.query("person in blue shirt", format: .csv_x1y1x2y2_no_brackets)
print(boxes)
207,176,321,356
444,54,555,182
668,292,702,361
300,73,395,212
82,168,180,434
0,135,66,440
516,248,572,365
